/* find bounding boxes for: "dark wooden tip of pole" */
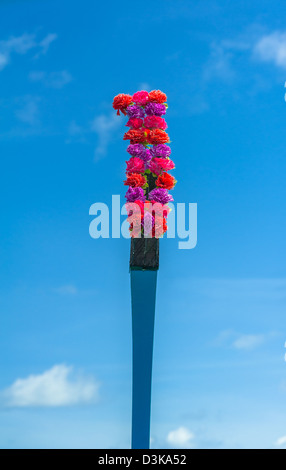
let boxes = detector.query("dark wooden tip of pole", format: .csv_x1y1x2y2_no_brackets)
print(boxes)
130,238,159,271
129,171,160,271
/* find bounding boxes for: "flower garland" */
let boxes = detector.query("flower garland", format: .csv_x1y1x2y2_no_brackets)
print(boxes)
113,90,176,238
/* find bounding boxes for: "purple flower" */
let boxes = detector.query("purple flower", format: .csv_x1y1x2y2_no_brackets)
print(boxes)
127,144,152,166
140,148,152,164
145,103,166,116
150,144,171,158
148,188,173,204
126,105,145,119
127,143,146,157
142,212,154,235
125,187,146,202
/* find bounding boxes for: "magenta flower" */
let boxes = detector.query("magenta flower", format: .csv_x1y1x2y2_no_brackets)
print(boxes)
126,157,145,174
132,90,149,106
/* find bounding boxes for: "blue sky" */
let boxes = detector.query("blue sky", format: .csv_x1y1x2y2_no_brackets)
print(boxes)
1,0,286,449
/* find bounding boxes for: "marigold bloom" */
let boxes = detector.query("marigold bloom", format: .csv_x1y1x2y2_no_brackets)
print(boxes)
148,90,167,104
126,157,145,173
112,93,133,115
123,129,146,144
147,129,169,145
132,90,149,106
124,173,146,188
144,116,167,130
155,172,176,190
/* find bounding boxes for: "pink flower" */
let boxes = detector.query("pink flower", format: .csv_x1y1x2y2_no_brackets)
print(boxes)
144,116,167,130
126,118,143,129
126,157,145,174
149,157,175,175
132,90,149,106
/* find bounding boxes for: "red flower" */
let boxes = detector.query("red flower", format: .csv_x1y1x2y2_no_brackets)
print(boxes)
155,172,176,190
152,216,168,238
113,93,133,115
123,129,146,144
126,118,143,129
132,199,145,213
147,129,169,145
129,213,142,238
124,173,146,188
144,116,167,130
148,90,167,104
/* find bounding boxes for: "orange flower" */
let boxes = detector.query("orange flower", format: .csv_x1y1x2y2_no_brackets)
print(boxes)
123,129,146,144
124,173,147,188
147,129,169,145
112,93,133,115
148,90,167,104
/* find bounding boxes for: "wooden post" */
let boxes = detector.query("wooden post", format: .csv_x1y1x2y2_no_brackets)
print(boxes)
130,170,159,449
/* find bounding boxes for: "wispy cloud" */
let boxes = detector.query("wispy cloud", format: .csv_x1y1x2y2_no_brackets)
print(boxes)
29,70,72,89
275,435,286,447
203,43,235,82
188,278,286,301
15,95,40,126
254,32,286,69
53,284,78,295
0,365,99,407
67,110,123,159
213,329,276,351
166,427,194,448
138,82,151,91
203,29,286,86
35,33,57,57
0,33,57,71
232,334,265,350
90,112,121,160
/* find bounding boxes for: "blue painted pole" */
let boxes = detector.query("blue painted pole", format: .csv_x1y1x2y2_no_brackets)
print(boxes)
130,269,157,449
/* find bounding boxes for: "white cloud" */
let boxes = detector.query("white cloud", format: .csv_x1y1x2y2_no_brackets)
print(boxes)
0,364,99,407
167,427,194,448
138,82,151,91
232,334,264,350
213,328,277,351
254,32,286,68
90,112,121,160
29,70,72,88
275,436,286,447
0,32,57,71
191,278,286,301
203,43,235,82
15,96,40,126
37,33,57,56
53,284,78,295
